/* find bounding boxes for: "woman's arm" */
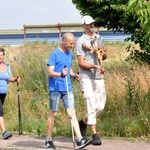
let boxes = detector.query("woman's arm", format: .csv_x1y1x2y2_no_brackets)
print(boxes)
9,76,21,83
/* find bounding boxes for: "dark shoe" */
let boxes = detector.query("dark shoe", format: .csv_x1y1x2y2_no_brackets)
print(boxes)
79,119,87,137
2,131,12,139
44,141,56,149
92,133,102,145
77,138,92,149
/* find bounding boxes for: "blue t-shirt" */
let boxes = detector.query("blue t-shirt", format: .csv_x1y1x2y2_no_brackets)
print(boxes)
0,62,12,93
47,48,73,92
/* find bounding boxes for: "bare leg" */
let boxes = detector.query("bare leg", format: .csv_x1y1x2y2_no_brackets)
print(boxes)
0,116,6,133
89,124,97,135
46,111,57,137
82,117,87,124
82,117,97,135
45,111,57,149
67,108,82,139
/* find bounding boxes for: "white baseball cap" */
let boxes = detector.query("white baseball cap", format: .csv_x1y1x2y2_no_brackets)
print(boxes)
81,15,96,25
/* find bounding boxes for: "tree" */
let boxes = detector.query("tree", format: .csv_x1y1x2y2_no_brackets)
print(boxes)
72,0,150,64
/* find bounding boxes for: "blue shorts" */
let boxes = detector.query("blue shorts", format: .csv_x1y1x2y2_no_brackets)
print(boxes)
49,91,74,111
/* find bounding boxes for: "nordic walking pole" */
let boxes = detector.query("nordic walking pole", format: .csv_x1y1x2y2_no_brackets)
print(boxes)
64,66,76,149
17,77,22,135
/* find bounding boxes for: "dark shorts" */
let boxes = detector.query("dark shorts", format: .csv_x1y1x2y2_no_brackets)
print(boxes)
0,93,6,116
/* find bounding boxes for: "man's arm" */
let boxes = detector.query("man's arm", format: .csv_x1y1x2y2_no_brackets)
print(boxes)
48,66,61,77
70,68,81,80
48,66,68,77
77,55,103,72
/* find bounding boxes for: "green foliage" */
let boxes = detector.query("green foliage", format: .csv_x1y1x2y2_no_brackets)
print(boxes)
125,78,150,136
125,78,141,114
125,0,150,63
72,0,150,64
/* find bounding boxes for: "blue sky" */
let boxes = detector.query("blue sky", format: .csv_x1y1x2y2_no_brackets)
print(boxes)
0,0,82,29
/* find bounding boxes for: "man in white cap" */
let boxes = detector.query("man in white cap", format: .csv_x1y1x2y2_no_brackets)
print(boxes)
75,15,107,146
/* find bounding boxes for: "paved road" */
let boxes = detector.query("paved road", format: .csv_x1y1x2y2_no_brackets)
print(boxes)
0,135,149,150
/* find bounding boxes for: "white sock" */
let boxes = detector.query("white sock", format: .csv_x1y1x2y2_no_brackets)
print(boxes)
46,137,52,141
77,136,83,142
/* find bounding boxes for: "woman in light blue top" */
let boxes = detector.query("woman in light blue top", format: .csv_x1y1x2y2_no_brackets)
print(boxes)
0,47,20,139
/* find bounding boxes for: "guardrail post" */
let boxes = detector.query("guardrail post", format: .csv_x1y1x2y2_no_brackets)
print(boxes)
57,23,61,41
23,24,26,44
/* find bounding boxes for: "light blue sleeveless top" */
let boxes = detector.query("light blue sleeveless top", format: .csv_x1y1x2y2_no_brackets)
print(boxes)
0,62,12,93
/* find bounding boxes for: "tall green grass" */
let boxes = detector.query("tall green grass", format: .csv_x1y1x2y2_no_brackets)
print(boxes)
2,41,150,138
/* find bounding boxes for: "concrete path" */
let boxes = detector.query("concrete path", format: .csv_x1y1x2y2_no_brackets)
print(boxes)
0,135,149,150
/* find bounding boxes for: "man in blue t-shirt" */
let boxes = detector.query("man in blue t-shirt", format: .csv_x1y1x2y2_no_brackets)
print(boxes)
45,32,92,149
